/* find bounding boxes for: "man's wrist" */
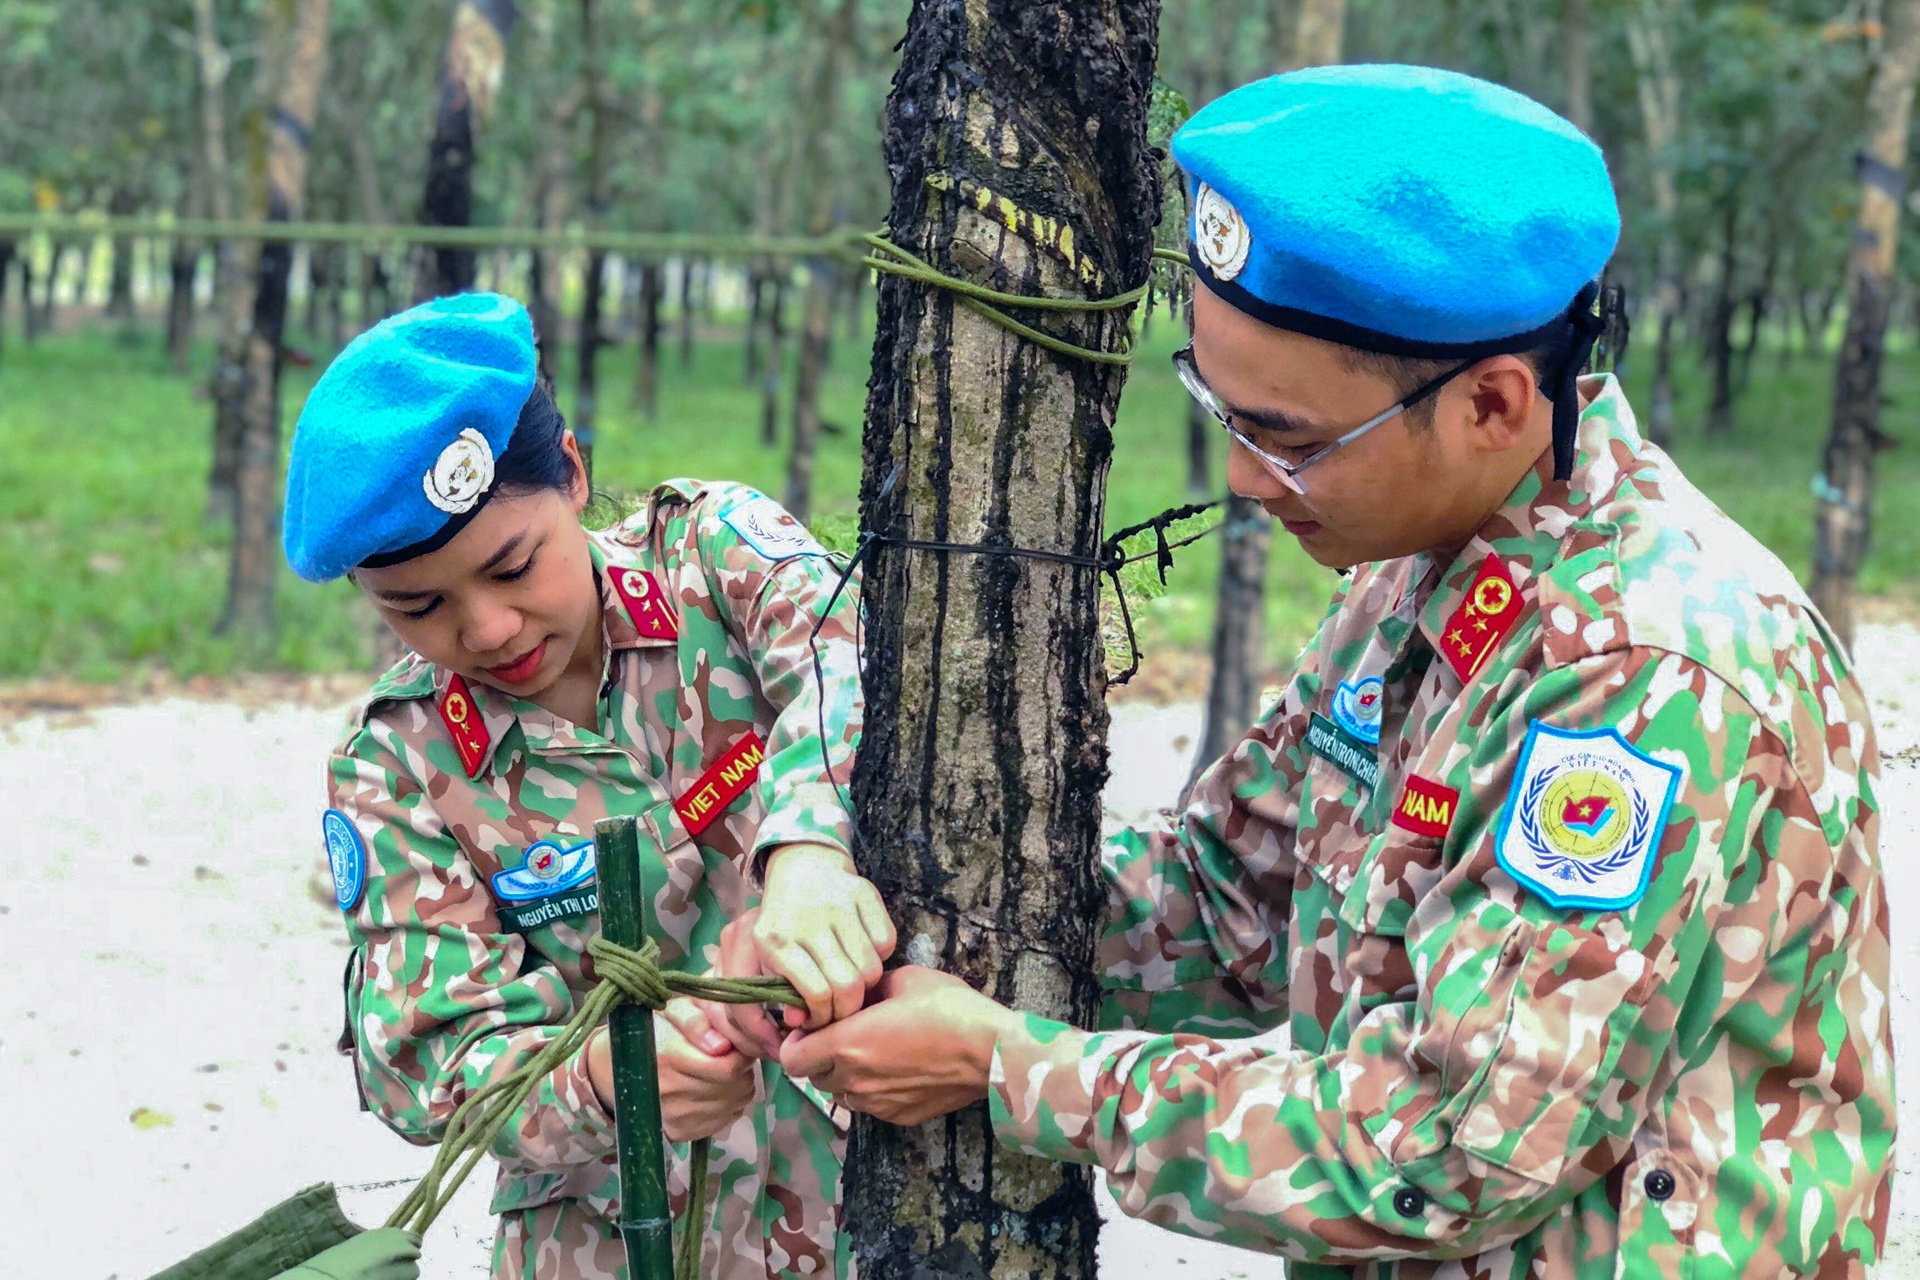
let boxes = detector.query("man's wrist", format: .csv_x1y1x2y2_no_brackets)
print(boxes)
763,841,855,879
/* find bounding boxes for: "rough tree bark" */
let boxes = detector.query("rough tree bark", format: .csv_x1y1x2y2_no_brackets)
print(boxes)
218,0,331,647
785,0,860,523
1626,0,1682,446
417,0,516,300
1811,0,1920,646
842,1,1162,1276
574,0,612,481
1193,0,1343,781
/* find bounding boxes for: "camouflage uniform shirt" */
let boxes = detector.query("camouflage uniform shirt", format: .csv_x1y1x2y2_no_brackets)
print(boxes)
988,377,1894,1277
327,480,860,1280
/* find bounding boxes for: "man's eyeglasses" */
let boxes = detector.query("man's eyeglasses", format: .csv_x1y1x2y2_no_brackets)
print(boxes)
1172,344,1476,494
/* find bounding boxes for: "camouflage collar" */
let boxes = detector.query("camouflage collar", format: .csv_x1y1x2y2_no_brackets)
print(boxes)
1414,375,1636,673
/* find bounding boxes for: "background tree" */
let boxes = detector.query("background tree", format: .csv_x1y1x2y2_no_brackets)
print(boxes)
842,0,1162,1276
416,0,517,299
218,0,332,648
1812,0,1920,645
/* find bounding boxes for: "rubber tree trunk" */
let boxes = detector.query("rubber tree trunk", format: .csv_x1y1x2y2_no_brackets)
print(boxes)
219,0,331,651
0,240,13,367
1185,395,1211,500
1626,0,1682,446
1563,0,1593,133
786,0,860,523
1705,201,1738,437
759,273,788,448
1187,497,1272,794
202,0,257,522
525,0,569,383
18,252,38,341
418,0,516,300
167,231,200,372
574,0,612,482
842,0,1162,1275
107,186,139,321
632,260,663,418
1811,0,1920,647
744,263,768,383
1195,0,1343,778
678,257,696,370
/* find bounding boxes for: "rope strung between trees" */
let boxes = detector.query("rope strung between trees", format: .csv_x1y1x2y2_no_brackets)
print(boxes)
383,937,803,1280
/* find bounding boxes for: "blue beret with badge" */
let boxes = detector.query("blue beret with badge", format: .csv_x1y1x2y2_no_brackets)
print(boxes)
282,292,539,583
1171,64,1620,478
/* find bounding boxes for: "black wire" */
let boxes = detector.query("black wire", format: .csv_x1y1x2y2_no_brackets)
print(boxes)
802,496,1228,858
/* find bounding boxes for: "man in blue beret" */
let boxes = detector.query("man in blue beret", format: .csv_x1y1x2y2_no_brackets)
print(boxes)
756,65,1894,1278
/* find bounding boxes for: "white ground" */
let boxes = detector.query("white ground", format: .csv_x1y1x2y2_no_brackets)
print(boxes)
4,624,1917,1280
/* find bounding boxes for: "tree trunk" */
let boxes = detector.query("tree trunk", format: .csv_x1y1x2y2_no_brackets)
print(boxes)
1705,201,1738,437
632,260,663,417
1811,0,1920,647
36,241,67,333
1186,497,1272,794
1738,238,1777,394
107,187,139,321
417,0,517,300
574,0,612,481
18,251,38,342
200,0,256,522
786,0,860,523
0,240,12,366
525,0,570,384
1196,0,1339,780
1185,395,1211,499
167,234,200,372
842,0,1161,1275
745,263,767,383
678,256,697,370
219,0,331,651
1267,0,1297,72
1626,0,1682,446
1564,0,1593,134
760,272,788,448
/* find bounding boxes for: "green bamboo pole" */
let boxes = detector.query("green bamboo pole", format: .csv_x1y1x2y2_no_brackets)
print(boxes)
593,815,676,1279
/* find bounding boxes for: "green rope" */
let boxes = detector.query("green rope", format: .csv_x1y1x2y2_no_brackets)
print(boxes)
383,937,804,1278
843,234,1191,367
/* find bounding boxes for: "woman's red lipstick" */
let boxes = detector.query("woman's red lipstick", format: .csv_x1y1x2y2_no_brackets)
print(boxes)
485,639,549,685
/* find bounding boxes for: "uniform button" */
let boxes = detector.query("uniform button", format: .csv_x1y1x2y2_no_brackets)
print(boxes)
1393,1187,1426,1217
1643,1170,1676,1202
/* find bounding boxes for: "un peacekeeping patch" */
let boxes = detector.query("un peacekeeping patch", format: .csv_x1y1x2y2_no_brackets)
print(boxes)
721,493,825,561
1494,723,1683,911
323,809,366,912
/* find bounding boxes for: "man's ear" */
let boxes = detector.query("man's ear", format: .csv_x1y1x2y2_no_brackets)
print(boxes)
1459,355,1541,454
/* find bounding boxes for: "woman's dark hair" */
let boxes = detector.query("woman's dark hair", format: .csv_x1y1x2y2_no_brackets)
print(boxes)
493,381,580,497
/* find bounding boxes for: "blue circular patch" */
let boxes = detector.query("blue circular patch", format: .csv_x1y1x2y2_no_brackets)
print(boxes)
323,809,366,912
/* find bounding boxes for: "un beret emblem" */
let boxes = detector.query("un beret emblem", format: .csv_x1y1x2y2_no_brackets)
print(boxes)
424,428,496,514
1194,184,1252,282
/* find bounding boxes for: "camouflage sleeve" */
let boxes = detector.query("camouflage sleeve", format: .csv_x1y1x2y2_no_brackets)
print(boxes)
1096,692,1304,1038
330,733,616,1172
991,649,1787,1262
685,487,862,874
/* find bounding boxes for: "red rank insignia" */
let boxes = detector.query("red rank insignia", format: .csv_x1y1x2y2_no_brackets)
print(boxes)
1391,773,1460,839
1439,555,1523,682
610,566,679,641
438,675,492,778
675,733,767,836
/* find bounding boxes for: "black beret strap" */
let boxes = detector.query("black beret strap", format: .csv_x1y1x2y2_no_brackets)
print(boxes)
1549,280,1606,482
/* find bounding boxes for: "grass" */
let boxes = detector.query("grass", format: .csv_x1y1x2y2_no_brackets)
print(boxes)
0,305,1914,685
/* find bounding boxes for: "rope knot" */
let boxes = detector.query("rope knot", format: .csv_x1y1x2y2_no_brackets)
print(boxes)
586,936,674,1009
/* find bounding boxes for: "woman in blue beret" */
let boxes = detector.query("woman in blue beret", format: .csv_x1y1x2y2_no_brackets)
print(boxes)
288,292,884,1279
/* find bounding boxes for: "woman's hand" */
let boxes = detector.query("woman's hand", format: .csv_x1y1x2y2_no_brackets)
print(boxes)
749,843,897,1032
588,999,757,1143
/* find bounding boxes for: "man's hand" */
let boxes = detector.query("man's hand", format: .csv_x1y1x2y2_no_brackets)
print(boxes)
777,966,1020,1126
587,998,757,1142
750,843,898,1031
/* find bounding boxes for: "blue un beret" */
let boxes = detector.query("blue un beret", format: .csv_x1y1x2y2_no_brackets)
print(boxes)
1171,64,1620,357
283,292,538,582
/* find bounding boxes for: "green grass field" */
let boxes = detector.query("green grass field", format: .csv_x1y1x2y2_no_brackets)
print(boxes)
0,305,1913,685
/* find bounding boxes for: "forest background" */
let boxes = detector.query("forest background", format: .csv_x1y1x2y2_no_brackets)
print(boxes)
0,0,1916,694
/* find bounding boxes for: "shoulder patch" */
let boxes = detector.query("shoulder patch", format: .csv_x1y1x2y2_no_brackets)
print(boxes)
720,493,825,561
1441,555,1524,682
1331,676,1385,745
1494,722,1683,912
609,566,680,641
438,675,492,778
323,809,366,912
